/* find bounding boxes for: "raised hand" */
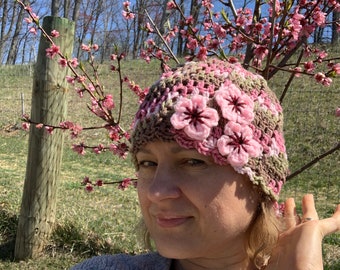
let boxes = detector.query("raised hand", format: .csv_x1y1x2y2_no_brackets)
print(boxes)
267,194,340,270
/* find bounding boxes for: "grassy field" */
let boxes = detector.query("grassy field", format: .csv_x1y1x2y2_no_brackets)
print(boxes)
0,58,339,269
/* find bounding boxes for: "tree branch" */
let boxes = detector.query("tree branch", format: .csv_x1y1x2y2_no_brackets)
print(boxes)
145,9,180,65
287,142,340,181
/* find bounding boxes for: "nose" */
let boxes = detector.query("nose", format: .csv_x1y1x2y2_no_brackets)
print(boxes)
147,164,181,202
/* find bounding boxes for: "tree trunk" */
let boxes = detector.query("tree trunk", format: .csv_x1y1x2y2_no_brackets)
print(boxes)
0,0,9,62
176,0,185,57
182,0,201,56
153,0,170,49
332,11,340,45
132,0,147,59
14,16,75,260
72,0,81,22
63,0,70,18
51,0,60,16
6,3,25,64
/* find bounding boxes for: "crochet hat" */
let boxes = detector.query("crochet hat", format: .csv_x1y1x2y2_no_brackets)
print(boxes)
130,58,289,201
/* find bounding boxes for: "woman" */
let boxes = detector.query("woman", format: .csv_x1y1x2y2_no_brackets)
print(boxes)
72,59,340,270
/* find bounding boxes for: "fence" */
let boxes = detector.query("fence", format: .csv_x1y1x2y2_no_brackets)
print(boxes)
0,63,339,266
0,65,33,131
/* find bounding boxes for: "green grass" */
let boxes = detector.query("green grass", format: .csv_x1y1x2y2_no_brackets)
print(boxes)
0,58,339,269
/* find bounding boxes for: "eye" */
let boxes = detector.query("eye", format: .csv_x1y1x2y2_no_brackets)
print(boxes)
138,160,157,168
186,158,205,166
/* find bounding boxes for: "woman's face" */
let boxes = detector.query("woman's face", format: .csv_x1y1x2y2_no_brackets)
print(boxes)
136,141,260,261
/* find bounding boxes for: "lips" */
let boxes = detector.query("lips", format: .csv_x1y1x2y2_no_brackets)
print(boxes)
155,215,193,228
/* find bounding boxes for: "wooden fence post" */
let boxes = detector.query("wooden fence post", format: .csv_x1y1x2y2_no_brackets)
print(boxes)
14,16,75,260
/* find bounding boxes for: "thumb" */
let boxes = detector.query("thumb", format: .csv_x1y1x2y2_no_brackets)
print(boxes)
319,204,340,237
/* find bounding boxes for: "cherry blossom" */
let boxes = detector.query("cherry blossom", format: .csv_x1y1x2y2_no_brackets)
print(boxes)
29,27,37,35
66,75,75,85
197,46,208,61
72,143,86,155
122,10,135,20
103,94,115,110
312,9,326,26
109,143,129,158
95,180,103,187
69,124,83,139
45,126,54,134
81,44,91,52
93,144,105,154
70,58,79,68
22,122,30,131
58,58,68,67
118,178,132,190
335,108,340,117
122,1,130,8
314,72,332,86
82,176,91,185
59,121,74,129
85,184,94,192
145,22,153,33
331,63,340,75
24,17,33,24
166,1,176,10
45,44,60,59
50,30,59,37
304,61,316,73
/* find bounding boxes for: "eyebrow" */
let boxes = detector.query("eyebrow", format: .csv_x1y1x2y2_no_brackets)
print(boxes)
137,144,196,155
170,146,195,154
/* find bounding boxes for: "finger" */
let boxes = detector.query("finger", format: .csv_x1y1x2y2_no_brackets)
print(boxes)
319,204,340,236
301,194,319,222
284,197,299,228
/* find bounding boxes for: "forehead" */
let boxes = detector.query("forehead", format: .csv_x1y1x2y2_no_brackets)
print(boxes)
137,141,194,155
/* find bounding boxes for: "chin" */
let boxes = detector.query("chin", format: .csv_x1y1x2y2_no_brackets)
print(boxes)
155,241,197,259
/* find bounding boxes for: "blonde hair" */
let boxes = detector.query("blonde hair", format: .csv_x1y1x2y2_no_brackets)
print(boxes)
247,200,284,269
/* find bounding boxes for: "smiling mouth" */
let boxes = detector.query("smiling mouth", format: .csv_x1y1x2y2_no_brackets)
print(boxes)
156,216,193,228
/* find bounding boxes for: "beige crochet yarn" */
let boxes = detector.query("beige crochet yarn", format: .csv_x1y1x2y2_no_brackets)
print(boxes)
130,58,289,201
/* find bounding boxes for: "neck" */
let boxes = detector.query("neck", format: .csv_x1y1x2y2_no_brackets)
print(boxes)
172,257,257,270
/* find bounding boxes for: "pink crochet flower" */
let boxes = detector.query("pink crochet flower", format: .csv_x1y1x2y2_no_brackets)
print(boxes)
217,121,262,167
171,95,219,140
215,84,254,124
272,130,286,153
268,179,283,195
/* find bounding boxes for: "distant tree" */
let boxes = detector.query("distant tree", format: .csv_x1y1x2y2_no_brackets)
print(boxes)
132,0,148,58
51,0,60,16
0,0,11,63
176,0,185,56
6,3,26,64
98,0,122,63
74,0,106,59
332,11,340,44
72,0,81,22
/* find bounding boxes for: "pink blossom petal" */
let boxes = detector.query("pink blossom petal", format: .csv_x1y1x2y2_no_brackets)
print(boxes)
171,95,219,140
215,84,254,124
217,122,261,167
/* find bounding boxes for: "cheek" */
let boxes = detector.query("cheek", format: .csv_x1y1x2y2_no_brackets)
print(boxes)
137,182,146,202
208,186,258,227
137,180,151,212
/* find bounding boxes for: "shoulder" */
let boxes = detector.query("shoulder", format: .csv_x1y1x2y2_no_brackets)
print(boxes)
71,252,172,270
